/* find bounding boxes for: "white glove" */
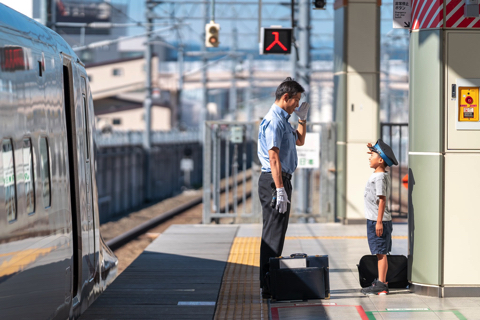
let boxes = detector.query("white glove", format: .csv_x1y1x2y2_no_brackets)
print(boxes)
293,102,310,121
276,187,290,214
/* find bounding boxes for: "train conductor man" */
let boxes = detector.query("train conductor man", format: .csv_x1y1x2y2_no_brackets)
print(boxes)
257,77,310,298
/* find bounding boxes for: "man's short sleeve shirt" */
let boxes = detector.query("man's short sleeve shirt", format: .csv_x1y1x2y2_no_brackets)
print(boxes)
257,104,298,174
364,172,392,221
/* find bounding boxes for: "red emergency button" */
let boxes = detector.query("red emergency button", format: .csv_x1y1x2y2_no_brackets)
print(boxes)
466,96,474,104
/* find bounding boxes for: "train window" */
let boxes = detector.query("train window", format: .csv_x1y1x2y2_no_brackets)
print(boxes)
39,137,51,208
23,138,35,215
2,139,17,222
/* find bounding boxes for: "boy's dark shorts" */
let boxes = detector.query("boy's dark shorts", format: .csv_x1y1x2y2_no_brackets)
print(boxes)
367,219,393,255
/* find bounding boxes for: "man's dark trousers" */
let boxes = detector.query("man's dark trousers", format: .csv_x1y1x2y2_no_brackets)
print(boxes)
258,172,292,290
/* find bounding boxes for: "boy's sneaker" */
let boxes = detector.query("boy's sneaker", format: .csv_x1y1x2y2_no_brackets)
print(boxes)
361,279,389,295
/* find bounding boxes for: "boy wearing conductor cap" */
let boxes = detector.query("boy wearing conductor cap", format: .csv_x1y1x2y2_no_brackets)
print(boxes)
361,139,398,295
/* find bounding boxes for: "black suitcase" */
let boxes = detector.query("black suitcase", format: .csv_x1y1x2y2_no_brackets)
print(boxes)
357,255,409,288
268,253,330,301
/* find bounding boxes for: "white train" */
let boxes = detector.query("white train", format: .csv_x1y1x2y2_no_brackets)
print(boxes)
0,4,117,319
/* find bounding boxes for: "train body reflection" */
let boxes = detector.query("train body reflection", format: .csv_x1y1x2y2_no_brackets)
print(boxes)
0,4,117,319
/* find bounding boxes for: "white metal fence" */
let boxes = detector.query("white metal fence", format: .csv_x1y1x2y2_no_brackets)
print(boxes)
94,129,201,147
202,121,337,224
94,130,202,223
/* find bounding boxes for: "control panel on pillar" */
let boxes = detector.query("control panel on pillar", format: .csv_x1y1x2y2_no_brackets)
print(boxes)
455,79,480,130
459,87,479,122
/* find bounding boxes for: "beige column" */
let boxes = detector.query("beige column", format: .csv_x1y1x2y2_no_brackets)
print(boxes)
334,0,381,223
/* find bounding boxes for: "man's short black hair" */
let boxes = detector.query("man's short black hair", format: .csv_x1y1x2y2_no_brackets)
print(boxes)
275,77,305,101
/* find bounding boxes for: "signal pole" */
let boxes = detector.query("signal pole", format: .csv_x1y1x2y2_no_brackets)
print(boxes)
246,54,254,122
178,43,184,129
296,0,312,217
230,27,238,119
201,0,209,135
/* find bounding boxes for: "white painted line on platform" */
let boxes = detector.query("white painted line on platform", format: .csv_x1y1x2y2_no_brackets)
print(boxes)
386,308,429,311
173,289,195,292
295,302,337,306
178,301,216,306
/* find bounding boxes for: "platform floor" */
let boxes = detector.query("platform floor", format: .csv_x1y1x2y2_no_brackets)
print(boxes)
81,223,480,320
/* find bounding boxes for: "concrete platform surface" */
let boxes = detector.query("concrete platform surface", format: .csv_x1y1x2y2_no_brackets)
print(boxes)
80,223,480,320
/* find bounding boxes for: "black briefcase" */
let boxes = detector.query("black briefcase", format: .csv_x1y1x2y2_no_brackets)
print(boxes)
268,253,330,301
357,255,409,288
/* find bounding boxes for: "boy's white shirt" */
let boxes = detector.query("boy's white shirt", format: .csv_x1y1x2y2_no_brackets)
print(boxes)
364,172,392,221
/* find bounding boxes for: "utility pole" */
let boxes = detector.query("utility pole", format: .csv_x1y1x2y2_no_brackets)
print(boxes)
44,0,56,30
298,0,311,94
290,0,297,79
245,54,254,122
200,1,209,135
49,0,56,31
296,0,311,217
178,44,185,129
290,33,297,78
229,27,238,119
144,0,155,201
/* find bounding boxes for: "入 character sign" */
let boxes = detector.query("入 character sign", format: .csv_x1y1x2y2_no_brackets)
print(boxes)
260,27,292,55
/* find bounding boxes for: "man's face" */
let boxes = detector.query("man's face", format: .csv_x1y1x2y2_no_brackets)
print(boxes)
285,92,302,114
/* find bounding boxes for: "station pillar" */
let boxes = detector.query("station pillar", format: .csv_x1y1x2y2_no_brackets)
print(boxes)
333,0,381,223
409,0,480,297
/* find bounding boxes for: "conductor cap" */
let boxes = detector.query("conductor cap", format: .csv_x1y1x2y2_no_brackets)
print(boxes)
369,139,398,167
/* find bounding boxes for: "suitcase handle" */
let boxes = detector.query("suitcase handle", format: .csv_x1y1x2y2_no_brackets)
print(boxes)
290,253,307,258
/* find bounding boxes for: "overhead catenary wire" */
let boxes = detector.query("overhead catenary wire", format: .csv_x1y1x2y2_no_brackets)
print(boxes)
101,1,142,24
54,22,176,28
72,24,186,51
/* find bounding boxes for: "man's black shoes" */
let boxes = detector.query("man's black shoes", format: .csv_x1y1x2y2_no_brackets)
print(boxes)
361,279,389,295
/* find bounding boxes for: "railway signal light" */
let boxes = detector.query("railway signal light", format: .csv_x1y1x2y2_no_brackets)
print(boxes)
205,21,220,48
313,0,326,9
260,27,292,55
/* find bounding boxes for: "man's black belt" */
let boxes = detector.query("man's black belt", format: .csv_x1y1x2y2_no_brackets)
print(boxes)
282,172,292,180
263,171,292,180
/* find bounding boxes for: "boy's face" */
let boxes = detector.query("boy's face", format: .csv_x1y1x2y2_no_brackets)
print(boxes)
368,151,385,169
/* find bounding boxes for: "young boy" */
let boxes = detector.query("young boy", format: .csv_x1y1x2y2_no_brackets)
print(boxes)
361,139,398,295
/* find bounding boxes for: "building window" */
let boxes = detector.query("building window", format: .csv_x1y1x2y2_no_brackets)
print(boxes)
112,118,121,125
112,68,123,76
39,137,51,208
23,138,35,215
87,75,93,82
3,139,17,222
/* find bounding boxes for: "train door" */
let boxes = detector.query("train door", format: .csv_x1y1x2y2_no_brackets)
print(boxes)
79,75,96,276
62,58,95,301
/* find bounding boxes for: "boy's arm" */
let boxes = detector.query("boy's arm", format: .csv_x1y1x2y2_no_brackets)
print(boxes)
376,196,386,237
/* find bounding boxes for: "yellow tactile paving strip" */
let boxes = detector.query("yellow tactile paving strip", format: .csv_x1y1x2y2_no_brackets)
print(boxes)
285,235,408,240
214,235,407,319
214,237,268,320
